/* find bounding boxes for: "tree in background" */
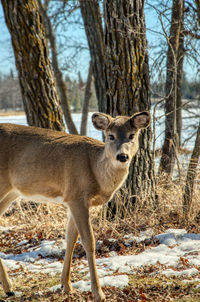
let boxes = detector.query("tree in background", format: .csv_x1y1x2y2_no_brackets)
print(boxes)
159,0,185,176
0,73,23,111
71,82,81,113
39,0,78,134
80,0,106,113
182,0,200,222
39,0,94,135
80,61,93,136
183,121,200,222
1,0,65,131
176,2,185,149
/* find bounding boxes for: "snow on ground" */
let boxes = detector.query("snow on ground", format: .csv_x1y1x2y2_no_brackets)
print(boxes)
0,111,200,293
1,228,200,292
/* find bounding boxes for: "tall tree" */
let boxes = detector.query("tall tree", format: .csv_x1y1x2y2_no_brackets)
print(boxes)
80,0,156,210
1,0,65,131
80,61,93,136
39,1,78,134
159,0,185,175
183,121,200,222
104,0,156,208
79,0,106,113
182,0,200,222
176,3,185,148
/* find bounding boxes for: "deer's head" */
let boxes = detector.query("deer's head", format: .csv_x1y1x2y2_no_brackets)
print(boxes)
92,111,151,166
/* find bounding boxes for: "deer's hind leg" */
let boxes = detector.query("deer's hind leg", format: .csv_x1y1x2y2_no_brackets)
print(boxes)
0,190,19,296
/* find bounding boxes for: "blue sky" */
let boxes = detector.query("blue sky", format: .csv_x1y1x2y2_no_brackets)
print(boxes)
0,6,16,75
0,2,198,82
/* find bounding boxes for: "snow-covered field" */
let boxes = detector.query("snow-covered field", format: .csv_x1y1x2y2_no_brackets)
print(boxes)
1,227,200,294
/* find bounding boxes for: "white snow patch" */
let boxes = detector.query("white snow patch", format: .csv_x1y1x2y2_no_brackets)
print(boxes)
124,229,154,243
2,228,200,292
49,284,61,292
182,277,200,283
161,268,199,277
50,275,129,293
16,240,29,247
83,268,114,280
73,275,129,292
14,291,22,297
0,225,14,232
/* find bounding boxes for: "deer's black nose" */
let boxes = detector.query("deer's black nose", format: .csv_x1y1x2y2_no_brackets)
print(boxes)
116,153,129,162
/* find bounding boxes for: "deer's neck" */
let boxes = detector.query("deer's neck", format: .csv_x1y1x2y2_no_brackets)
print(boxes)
95,151,129,195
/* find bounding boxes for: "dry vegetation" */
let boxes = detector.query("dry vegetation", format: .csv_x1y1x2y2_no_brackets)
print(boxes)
0,171,200,301
1,174,200,243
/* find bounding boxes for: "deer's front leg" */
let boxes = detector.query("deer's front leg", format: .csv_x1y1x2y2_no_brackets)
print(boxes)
69,202,105,302
0,258,13,296
61,210,78,293
0,191,19,296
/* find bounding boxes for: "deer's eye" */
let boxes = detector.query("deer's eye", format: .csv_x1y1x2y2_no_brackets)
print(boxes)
109,134,115,141
129,134,134,140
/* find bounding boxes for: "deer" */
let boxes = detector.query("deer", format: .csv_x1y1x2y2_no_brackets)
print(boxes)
0,111,150,301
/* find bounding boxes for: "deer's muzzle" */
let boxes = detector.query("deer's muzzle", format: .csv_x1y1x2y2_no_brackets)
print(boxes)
116,153,129,163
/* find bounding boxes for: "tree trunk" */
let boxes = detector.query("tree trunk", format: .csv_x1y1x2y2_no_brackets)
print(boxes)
159,0,184,175
1,0,65,131
80,61,93,136
39,1,78,134
104,0,156,210
195,0,200,26
176,33,184,148
79,0,106,113
176,5,185,148
183,121,200,222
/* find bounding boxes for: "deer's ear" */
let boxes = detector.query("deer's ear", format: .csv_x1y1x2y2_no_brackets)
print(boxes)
92,113,113,131
130,111,151,129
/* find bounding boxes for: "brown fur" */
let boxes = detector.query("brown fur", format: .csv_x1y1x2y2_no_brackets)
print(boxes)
0,111,150,301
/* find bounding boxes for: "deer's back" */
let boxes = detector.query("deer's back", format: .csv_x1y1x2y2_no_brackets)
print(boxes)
0,123,104,202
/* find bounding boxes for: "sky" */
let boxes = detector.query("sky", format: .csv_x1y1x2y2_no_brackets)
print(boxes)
0,1,198,82
0,6,16,75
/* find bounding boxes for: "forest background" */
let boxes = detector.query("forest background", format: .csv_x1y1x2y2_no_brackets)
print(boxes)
0,1,199,113
0,1,200,301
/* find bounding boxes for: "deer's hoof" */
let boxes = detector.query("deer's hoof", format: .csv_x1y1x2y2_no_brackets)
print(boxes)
62,283,73,294
6,291,15,297
94,290,106,302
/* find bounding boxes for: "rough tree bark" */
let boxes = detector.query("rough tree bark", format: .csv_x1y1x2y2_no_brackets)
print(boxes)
1,0,65,131
183,121,200,222
104,0,156,210
39,1,78,134
79,0,106,113
80,61,93,136
182,0,200,222
159,0,184,175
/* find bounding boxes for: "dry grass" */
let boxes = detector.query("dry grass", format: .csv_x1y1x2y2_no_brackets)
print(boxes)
0,172,200,301
0,171,200,244
0,201,67,252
